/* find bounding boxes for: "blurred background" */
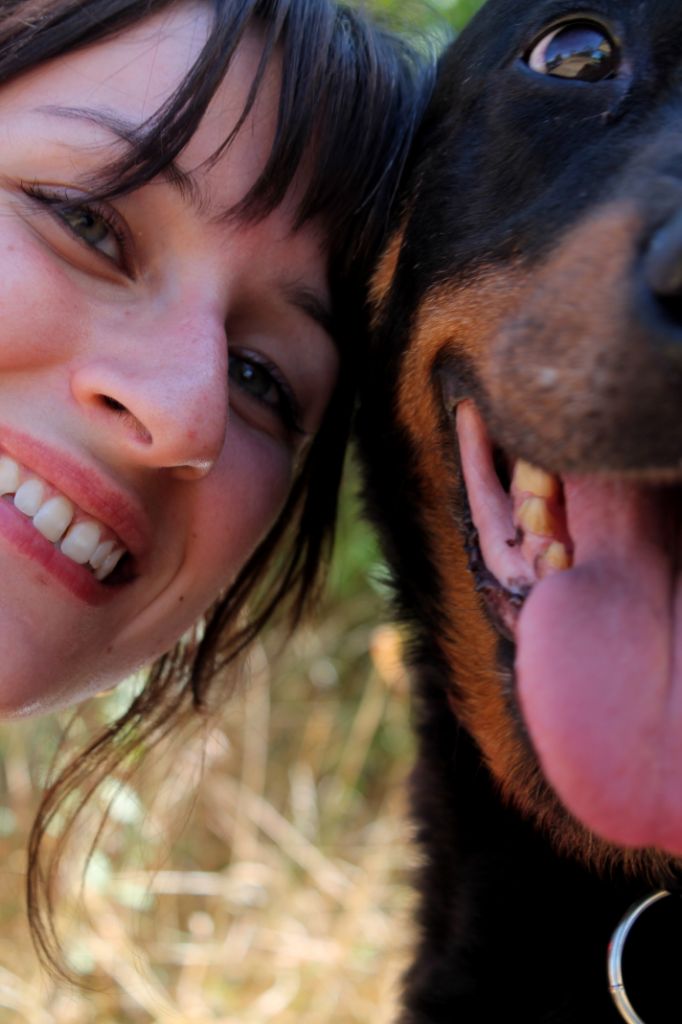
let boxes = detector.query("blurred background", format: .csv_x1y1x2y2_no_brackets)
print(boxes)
0,2,483,1021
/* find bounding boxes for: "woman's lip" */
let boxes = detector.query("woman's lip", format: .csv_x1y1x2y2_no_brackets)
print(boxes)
0,497,116,605
0,426,150,558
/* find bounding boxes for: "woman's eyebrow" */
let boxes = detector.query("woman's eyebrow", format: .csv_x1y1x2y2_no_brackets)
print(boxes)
283,283,336,345
37,104,204,209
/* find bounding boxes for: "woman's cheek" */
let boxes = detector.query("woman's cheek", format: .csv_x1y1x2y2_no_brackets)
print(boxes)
186,423,296,590
0,228,89,367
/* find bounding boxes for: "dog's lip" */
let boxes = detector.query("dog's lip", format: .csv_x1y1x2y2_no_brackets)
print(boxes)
516,463,682,487
448,397,682,488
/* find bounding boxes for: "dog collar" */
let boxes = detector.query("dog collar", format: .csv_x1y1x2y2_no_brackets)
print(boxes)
608,890,672,1023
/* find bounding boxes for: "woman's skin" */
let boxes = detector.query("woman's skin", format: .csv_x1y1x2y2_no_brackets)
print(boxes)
0,2,338,716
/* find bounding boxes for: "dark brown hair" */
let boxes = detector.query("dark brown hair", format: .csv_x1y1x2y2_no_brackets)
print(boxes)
10,0,433,976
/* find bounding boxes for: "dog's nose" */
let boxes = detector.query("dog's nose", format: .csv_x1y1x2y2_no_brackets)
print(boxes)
644,208,682,299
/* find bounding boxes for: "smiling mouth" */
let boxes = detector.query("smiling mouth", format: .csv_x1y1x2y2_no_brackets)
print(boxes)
0,453,132,584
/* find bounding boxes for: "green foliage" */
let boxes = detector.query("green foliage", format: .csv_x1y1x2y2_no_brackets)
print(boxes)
445,0,487,29
367,0,486,32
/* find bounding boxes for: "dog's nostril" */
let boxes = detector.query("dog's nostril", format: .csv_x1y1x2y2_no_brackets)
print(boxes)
645,210,682,299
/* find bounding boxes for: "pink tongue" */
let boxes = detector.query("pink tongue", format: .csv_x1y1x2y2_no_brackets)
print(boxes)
517,478,682,853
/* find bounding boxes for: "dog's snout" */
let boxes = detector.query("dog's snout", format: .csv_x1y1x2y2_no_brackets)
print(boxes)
644,208,682,301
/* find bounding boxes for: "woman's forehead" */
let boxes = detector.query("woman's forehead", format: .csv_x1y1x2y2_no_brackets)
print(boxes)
2,3,213,119
0,3,284,209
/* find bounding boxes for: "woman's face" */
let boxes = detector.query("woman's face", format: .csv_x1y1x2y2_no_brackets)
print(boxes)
0,3,337,715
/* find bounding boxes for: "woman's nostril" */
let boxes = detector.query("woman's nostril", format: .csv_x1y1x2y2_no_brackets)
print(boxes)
97,394,152,444
99,394,127,414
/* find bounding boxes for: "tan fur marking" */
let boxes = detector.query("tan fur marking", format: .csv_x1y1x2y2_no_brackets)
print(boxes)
396,270,527,811
369,223,407,320
483,203,646,471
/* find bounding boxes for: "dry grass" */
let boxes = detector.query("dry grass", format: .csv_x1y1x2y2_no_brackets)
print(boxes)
0,480,418,1024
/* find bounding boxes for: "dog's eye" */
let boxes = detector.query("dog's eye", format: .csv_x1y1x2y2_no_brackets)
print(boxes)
526,21,620,82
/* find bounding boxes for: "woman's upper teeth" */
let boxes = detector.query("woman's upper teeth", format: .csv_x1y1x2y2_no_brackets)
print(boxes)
0,454,127,580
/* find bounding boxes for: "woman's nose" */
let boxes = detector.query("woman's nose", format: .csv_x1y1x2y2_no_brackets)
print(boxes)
70,308,229,478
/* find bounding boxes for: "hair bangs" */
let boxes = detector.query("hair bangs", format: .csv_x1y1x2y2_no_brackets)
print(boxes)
57,0,431,281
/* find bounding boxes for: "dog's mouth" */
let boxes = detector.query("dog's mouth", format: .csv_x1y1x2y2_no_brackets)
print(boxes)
457,399,682,855
458,401,574,639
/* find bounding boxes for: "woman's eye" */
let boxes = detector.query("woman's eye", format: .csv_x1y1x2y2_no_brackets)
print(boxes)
58,205,122,262
22,184,130,272
525,21,620,82
229,352,303,434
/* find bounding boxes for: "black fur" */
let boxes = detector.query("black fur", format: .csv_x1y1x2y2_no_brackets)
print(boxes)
356,2,682,1020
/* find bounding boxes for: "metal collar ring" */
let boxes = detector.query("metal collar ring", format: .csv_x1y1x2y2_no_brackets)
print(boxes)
608,890,671,1024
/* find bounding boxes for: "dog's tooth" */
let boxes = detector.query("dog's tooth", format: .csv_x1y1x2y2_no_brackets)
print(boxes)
516,496,558,537
512,459,559,499
540,541,572,574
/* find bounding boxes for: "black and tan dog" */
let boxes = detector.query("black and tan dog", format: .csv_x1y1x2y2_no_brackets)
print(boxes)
356,2,682,1021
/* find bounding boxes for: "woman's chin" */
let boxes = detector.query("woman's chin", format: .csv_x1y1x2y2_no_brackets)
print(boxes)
0,591,110,716
0,648,98,718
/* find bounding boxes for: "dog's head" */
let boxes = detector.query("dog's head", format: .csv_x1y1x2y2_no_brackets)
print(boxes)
358,0,682,868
